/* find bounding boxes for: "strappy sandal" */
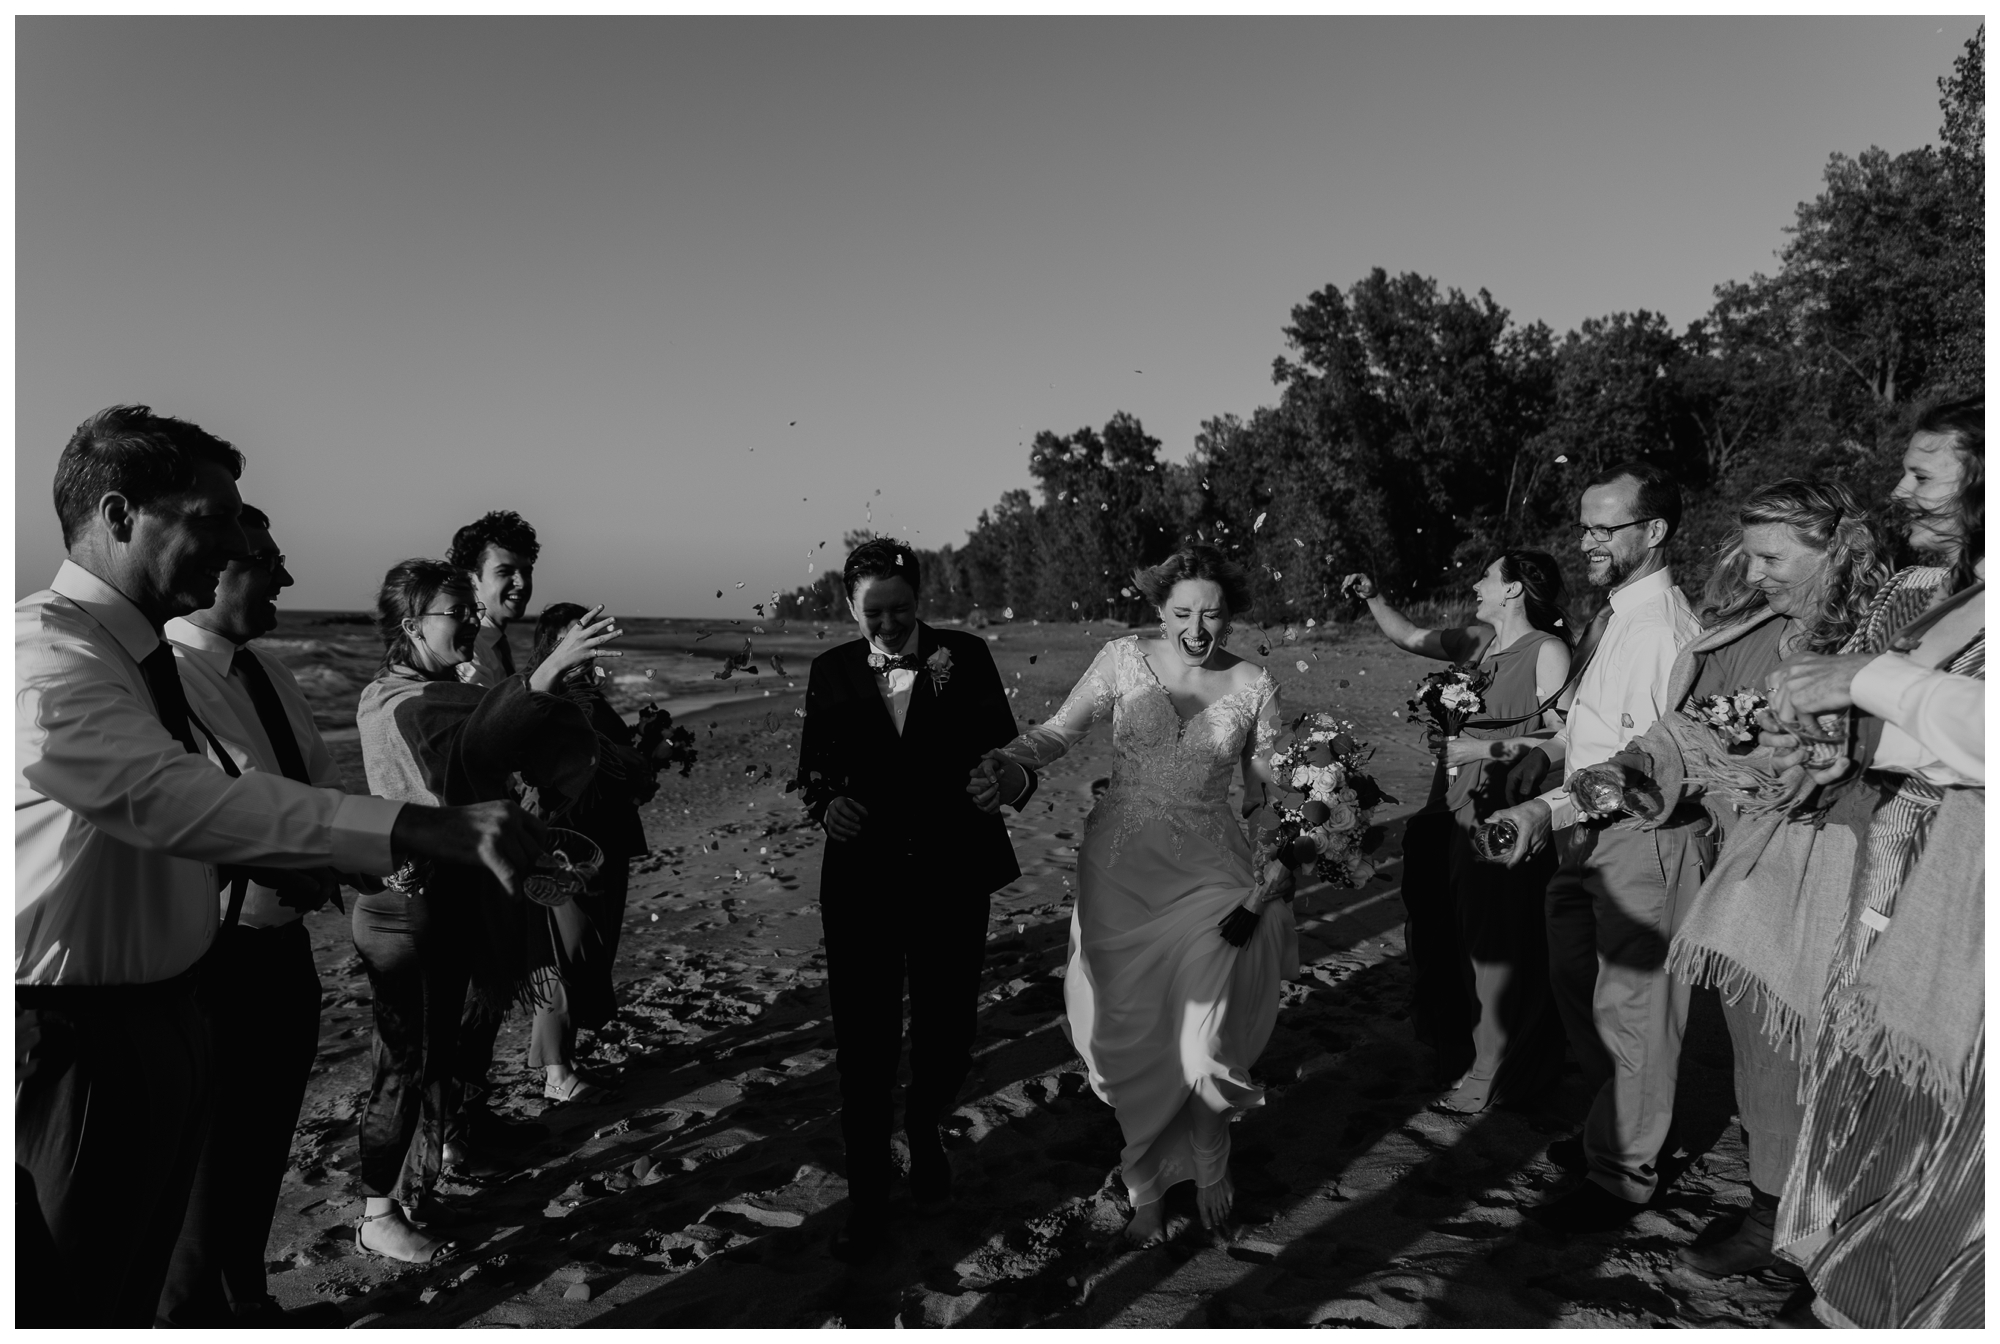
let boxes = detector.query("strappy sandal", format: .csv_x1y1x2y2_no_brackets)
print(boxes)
543,1074,616,1104
1430,1071,1498,1115
354,1208,458,1265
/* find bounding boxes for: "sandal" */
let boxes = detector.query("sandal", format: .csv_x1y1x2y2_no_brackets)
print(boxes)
544,1074,616,1104
354,1208,458,1265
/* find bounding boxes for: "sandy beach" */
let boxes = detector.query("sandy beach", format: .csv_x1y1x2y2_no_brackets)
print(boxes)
253,614,1797,1328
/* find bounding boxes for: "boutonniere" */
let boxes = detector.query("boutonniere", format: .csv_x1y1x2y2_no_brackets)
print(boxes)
925,646,954,692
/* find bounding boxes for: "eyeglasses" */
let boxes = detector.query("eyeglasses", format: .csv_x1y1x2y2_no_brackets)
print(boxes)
240,551,287,575
1573,518,1657,544
420,603,486,624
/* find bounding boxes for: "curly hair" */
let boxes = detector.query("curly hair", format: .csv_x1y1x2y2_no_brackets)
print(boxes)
1132,543,1254,619
840,536,921,599
375,558,474,671
448,509,540,573
1699,479,1891,655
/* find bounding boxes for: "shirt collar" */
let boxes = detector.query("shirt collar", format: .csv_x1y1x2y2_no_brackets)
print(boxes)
162,615,241,674
1606,565,1675,615
49,559,162,664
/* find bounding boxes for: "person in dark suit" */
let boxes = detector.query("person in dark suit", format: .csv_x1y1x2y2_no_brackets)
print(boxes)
794,538,1037,1259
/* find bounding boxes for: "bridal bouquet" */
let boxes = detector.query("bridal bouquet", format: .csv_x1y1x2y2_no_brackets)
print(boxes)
1407,663,1490,779
1688,687,1771,747
1260,712,1394,890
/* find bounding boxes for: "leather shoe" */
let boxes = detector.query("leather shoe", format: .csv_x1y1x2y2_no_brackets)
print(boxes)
1679,1202,1799,1279
1546,1135,1586,1173
1528,1181,1646,1234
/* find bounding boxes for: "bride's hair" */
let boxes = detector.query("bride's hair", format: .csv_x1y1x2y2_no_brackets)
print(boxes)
1132,543,1253,618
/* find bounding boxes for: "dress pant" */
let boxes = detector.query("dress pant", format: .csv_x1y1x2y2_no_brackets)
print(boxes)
820,883,990,1208
351,888,466,1202
158,921,323,1324
1721,993,1803,1196
15,976,212,1326
1545,816,1713,1204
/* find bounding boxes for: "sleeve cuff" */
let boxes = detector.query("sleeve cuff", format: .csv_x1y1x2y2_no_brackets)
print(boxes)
1850,652,1925,721
331,793,405,875
1539,786,1575,833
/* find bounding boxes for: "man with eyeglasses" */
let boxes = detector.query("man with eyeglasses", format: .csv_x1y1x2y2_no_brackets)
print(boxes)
155,504,349,1326
17,406,547,1326
1482,460,1708,1234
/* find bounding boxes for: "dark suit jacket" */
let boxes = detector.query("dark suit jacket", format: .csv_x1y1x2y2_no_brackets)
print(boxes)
797,623,1036,899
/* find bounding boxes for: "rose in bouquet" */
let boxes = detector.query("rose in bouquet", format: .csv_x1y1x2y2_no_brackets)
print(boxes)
1407,663,1490,779
1689,687,1770,748
1261,711,1395,891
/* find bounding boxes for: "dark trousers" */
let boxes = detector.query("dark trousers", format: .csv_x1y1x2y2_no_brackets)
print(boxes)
158,922,322,1324
821,885,990,1207
15,977,212,1326
351,889,466,1202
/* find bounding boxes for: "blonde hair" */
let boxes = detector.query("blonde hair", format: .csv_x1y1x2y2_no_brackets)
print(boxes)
1700,479,1891,654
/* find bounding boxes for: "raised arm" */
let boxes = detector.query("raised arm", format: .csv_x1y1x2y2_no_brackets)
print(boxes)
1341,573,1490,663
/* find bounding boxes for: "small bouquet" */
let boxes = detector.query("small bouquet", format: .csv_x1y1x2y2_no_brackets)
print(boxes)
1262,712,1394,890
636,702,700,778
1689,687,1770,748
1407,663,1490,779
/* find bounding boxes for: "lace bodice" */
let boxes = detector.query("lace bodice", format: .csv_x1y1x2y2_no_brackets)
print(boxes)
1000,636,1280,862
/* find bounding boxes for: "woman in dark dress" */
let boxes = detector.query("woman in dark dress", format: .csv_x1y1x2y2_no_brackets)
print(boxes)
1343,552,1572,1112
519,602,664,1104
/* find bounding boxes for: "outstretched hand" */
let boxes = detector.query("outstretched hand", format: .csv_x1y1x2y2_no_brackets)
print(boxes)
529,605,623,693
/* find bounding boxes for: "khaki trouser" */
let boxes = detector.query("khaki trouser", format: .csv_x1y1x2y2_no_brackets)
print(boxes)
1545,818,1714,1204
1721,993,1805,1196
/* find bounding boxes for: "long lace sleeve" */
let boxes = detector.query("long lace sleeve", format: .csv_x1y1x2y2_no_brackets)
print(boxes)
999,639,1121,771
1241,673,1284,820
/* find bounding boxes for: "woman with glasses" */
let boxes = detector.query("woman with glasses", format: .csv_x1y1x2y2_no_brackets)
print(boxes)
347,559,611,1263
1340,553,1572,1112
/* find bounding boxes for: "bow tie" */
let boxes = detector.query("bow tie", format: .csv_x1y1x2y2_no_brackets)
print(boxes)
867,650,922,673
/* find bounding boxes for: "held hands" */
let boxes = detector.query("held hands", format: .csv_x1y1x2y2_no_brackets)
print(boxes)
823,796,868,842
1753,709,1853,788
965,750,1026,815
529,604,624,693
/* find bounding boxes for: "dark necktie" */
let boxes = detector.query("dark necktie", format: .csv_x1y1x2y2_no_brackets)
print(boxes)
1554,605,1615,715
233,647,311,782
140,643,200,754
492,627,516,675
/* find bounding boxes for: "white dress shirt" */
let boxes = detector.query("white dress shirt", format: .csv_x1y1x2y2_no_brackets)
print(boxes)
165,616,352,928
1538,567,1702,831
1852,575,1984,787
872,642,921,735
466,621,518,688
17,562,401,986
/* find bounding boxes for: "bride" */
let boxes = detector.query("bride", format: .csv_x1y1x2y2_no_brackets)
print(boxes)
972,544,1298,1243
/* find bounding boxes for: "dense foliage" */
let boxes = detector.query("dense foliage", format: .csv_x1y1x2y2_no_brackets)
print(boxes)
780,32,1982,628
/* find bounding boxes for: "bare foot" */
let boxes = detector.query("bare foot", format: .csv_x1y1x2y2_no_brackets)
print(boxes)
357,1208,455,1264
1123,1199,1167,1247
1196,1173,1235,1229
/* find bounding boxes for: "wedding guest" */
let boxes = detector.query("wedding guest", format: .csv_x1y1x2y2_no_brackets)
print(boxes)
1340,555,1571,1112
16,406,544,1326
1564,480,1892,1277
449,509,538,686
1483,462,1707,1233
492,601,660,1104
156,506,351,1327
1763,398,1984,1328
795,538,1037,1260
349,560,605,1263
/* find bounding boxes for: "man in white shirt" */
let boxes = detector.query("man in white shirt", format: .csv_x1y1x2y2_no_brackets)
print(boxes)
16,406,545,1327
155,505,349,1327
1484,462,1709,1233
449,509,538,686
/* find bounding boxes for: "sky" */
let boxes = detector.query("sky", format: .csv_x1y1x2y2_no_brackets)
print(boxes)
16,16,1981,617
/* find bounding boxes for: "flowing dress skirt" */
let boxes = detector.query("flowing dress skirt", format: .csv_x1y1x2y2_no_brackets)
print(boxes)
1064,812,1298,1205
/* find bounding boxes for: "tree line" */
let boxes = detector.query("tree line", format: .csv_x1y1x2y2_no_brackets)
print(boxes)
779,30,1983,629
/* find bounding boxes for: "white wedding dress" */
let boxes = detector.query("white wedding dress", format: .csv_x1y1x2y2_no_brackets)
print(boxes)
1000,636,1298,1205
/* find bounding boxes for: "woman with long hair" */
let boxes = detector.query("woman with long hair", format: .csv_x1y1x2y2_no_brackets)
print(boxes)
347,560,607,1263
980,543,1295,1244
1341,551,1572,1112
1565,478,1893,1280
